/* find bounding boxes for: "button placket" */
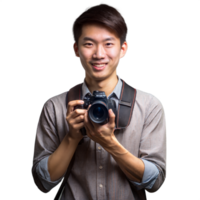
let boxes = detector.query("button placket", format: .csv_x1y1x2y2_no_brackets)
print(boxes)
96,143,105,200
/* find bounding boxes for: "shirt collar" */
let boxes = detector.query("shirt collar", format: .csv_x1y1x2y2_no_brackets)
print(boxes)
82,76,122,100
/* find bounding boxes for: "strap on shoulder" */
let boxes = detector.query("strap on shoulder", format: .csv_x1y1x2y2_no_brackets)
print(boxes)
116,79,137,129
66,83,82,105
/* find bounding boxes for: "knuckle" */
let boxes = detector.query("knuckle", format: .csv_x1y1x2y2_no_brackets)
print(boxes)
68,101,73,106
75,109,79,114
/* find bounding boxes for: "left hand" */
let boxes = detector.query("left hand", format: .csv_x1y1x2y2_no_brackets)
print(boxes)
84,107,116,148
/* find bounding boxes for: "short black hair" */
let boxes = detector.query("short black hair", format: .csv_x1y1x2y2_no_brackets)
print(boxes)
70,2,129,46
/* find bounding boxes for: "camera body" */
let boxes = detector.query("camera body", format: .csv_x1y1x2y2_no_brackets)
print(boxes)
77,91,117,135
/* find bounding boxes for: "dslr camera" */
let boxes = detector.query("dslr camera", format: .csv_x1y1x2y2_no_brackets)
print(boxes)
77,91,117,135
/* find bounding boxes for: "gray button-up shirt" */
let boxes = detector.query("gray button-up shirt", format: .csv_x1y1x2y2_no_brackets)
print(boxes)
32,78,166,200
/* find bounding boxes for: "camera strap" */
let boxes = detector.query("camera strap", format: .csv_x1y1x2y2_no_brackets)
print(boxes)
115,79,137,129
54,79,137,200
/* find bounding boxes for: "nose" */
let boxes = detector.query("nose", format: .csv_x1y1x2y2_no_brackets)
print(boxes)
93,45,105,59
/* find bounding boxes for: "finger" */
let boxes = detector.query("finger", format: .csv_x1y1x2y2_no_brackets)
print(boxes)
77,122,85,129
67,100,84,116
70,109,87,119
108,109,115,128
109,109,115,117
87,104,91,111
74,115,84,124
84,112,91,137
66,110,87,126
84,110,94,132
85,106,92,125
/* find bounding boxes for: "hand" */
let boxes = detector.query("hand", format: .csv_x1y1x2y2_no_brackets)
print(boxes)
66,100,87,142
84,107,116,148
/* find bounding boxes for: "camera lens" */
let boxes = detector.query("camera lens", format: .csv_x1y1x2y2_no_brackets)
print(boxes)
88,102,108,124
93,106,104,119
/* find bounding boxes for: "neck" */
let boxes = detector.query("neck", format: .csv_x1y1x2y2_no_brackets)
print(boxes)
85,74,118,97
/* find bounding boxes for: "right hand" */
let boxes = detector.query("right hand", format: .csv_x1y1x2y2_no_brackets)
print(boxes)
66,100,86,141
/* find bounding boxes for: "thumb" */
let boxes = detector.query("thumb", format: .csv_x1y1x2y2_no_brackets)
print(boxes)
108,109,115,129
108,109,115,126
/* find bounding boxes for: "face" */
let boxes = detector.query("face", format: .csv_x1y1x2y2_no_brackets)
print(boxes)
74,23,127,82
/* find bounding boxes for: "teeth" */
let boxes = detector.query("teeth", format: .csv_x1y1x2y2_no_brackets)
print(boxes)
93,64,106,67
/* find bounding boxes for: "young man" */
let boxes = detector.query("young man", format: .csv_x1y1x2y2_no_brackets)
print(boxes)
32,4,166,200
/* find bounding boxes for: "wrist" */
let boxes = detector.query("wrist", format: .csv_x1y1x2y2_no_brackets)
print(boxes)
65,133,82,146
103,135,128,156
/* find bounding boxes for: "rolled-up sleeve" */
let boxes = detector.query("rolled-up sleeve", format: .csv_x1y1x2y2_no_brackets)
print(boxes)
36,156,62,191
129,159,159,190
134,96,166,192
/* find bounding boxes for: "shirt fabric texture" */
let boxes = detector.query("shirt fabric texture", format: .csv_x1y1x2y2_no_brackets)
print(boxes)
32,78,166,200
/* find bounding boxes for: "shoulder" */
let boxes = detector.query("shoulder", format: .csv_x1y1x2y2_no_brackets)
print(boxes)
43,91,68,111
43,82,83,108
136,89,163,109
123,80,162,109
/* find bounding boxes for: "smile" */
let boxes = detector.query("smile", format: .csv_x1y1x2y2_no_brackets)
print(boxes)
91,63,108,71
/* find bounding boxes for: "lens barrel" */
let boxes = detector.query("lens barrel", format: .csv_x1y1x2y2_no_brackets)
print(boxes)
88,101,108,124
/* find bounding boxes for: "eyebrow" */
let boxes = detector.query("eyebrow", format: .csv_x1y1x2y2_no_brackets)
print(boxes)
83,37,115,42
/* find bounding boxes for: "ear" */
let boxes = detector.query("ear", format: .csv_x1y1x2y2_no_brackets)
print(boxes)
120,41,128,58
73,42,79,57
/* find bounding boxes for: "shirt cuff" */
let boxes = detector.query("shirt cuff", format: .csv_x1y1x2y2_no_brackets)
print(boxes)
36,156,62,191
129,159,159,190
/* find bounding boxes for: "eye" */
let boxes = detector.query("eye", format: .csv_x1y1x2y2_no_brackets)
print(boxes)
84,43,93,47
106,43,113,47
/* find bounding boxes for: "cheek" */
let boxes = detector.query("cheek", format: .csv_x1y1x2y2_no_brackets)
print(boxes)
79,49,92,61
107,50,121,63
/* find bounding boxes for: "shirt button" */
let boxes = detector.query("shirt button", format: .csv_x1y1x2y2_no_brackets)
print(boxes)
99,184,103,188
98,146,101,150
99,166,103,169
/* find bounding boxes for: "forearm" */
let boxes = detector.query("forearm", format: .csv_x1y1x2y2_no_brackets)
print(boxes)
48,134,80,181
103,136,145,183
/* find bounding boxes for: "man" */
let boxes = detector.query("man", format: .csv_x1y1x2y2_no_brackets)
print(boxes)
32,4,166,200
